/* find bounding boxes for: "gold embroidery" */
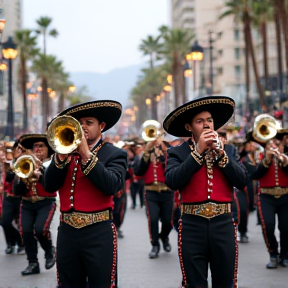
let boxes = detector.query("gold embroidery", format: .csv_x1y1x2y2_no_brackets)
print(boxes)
62,210,110,229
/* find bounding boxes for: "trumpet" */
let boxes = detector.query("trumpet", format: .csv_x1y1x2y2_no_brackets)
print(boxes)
47,115,83,154
141,120,164,142
12,155,36,179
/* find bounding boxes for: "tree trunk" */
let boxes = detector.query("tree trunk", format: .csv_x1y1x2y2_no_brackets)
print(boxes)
181,64,186,104
278,0,288,95
274,1,283,93
244,21,250,120
172,53,181,107
261,22,269,91
58,92,65,113
246,16,265,111
41,77,49,132
20,57,28,132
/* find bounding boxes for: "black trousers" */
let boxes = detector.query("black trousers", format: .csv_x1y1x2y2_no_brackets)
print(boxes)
0,196,22,247
258,193,288,259
237,190,249,234
179,214,237,288
21,198,56,263
57,220,117,288
145,190,174,246
130,181,144,207
113,192,127,229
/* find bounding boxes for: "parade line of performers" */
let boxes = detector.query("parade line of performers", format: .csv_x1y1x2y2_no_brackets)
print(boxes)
0,95,287,288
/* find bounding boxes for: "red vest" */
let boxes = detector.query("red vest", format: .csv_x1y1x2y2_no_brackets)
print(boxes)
144,162,166,184
181,165,233,203
59,156,113,212
259,160,288,188
26,182,57,198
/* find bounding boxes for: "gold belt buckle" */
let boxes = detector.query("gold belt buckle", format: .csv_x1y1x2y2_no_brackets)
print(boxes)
195,202,218,219
63,210,110,229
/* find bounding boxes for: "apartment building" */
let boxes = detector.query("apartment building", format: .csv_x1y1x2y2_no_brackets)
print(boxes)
170,0,269,118
0,0,22,136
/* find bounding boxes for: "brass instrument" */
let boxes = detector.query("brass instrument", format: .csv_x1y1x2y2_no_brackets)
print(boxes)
252,114,279,144
13,155,36,179
141,120,164,142
47,115,83,154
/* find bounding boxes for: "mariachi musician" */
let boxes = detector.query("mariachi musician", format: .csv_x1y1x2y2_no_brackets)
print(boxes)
252,116,288,269
14,134,57,276
134,120,174,259
163,96,248,288
43,100,127,288
0,140,24,254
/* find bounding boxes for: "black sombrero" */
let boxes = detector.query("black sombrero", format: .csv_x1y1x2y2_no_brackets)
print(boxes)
276,128,288,141
163,95,235,137
19,134,54,157
56,100,122,133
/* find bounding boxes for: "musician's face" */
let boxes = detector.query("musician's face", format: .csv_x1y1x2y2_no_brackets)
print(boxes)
79,117,106,143
186,111,214,141
33,141,48,161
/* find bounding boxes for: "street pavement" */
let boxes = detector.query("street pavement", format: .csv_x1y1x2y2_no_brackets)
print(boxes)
0,198,288,288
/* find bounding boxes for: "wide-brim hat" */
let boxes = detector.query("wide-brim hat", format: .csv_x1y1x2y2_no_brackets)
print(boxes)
19,133,54,157
246,130,266,147
56,100,122,133
276,128,288,141
163,96,235,137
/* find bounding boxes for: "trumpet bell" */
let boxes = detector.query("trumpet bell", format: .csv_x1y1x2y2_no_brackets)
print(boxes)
141,120,163,142
252,114,278,143
13,155,36,179
47,115,83,154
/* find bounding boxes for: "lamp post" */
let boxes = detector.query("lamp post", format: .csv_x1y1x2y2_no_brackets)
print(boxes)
2,36,17,139
186,41,203,98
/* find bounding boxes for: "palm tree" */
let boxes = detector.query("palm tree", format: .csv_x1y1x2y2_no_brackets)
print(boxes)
139,35,162,70
35,16,58,55
31,54,64,131
14,29,40,131
160,28,194,107
252,0,274,91
221,0,265,113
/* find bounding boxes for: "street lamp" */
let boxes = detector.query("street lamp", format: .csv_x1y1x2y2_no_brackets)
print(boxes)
186,40,203,98
0,19,6,34
2,36,18,139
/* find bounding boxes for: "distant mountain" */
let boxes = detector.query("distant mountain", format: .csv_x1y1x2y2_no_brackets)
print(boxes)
70,63,144,108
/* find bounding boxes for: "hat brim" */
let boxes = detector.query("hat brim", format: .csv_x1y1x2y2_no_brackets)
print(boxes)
57,100,122,132
19,134,54,157
163,96,235,137
276,129,288,141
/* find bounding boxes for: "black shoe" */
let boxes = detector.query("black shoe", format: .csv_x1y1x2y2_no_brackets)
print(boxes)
17,245,26,255
21,263,40,276
279,258,288,267
161,238,172,252
45,246,56,269
5,245,14,254
266,256,278,269
149,245,160,259
117,229,124,239
240,233,249,243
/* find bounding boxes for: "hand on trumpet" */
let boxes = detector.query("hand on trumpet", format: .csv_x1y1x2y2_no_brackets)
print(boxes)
197,129,223,155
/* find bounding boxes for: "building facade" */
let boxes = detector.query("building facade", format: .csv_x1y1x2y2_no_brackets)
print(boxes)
0,0,22,138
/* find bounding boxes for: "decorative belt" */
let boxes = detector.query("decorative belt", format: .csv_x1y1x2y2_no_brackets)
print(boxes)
145,181,169,192
22,195,46,203
181,202,231,219
260,187,288,198
62,210,111,229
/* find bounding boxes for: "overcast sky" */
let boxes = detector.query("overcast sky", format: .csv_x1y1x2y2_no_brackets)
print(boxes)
23,0,170,74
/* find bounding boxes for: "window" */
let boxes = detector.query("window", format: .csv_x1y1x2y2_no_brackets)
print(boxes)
235,48,240,59
218,50,223,57
218,67,223,75
217,32,222,40
235,65,241,79
234,29,240,41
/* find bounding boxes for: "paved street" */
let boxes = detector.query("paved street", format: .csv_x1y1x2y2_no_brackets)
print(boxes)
0,198,288,288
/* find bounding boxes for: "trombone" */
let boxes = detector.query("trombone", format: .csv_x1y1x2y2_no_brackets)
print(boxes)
47,115,83,154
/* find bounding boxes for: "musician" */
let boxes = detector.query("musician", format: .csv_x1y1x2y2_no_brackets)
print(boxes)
164,95,248,288
0,140,24,254
43,100,127,288
12,134,57,276
252,128,288,268
134,127,174,259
